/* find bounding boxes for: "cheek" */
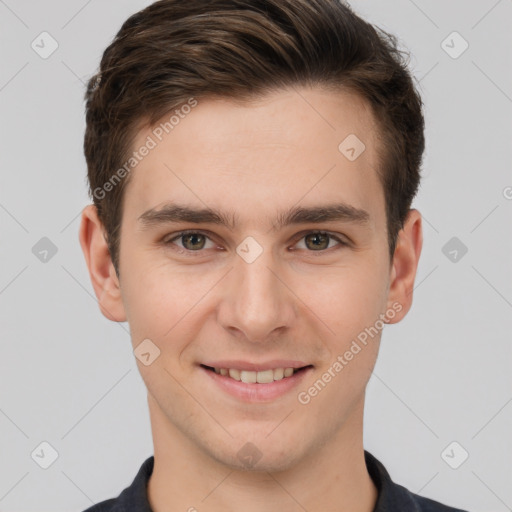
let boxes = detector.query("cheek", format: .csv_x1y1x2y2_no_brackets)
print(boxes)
121,257,229,372
297,279,383,417
120,256,197,346
305,265,389,345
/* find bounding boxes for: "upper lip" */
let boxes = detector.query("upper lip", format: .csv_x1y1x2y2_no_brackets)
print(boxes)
201,360,311,371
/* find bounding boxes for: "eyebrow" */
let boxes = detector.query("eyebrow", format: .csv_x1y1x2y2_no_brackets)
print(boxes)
137,202,370,232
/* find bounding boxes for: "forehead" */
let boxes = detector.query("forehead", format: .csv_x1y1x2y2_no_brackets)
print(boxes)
122,86,385,228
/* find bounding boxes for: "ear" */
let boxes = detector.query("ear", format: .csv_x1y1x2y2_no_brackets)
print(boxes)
385,209,423,324
78,204,127,322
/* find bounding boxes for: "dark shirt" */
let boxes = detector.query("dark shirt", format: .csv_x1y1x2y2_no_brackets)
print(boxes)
81,450,469,512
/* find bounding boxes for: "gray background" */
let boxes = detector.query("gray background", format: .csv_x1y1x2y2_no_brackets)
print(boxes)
0,1,511,511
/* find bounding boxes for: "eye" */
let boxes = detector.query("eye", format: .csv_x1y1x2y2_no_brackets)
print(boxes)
163,230,346,254
293,231,346,251
164,230,217,252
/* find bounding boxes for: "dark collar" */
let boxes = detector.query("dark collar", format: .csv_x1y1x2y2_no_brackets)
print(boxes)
86,451,467,512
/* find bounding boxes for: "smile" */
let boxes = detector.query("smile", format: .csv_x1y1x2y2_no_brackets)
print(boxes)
200,363,313,402
201,365,308,383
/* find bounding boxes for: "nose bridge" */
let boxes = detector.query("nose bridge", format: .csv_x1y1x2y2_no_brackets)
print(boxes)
220,242,294,342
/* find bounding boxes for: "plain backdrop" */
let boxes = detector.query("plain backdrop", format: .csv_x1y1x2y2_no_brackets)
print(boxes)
0,1,511,511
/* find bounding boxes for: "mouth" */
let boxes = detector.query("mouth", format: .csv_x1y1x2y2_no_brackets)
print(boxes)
199,361,314,402
200,364,313,384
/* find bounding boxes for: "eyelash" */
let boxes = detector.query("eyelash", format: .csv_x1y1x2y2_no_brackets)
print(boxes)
162,229,348,256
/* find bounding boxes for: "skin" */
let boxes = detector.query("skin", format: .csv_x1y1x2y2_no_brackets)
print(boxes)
79,86,422,512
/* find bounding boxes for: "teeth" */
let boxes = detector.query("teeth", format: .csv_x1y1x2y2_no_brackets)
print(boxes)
214,367,299,383
228,368,241,381
240,370,257,384
273,368,284,380
256,369,274,384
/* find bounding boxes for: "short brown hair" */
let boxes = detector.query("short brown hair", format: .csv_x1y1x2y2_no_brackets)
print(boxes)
84,0,425,276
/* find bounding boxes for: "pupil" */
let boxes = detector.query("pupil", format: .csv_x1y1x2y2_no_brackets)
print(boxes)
307,233,328,250
184,234,204,250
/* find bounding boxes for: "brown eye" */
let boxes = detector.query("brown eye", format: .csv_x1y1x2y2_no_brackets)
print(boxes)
294,231,346,252
304,232,330,250
180,233,206,250
164,231,216,252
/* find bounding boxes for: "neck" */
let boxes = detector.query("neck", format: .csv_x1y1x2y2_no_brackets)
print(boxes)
146,395,378,512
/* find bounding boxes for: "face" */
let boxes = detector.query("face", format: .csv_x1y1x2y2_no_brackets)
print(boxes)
81,86,422,472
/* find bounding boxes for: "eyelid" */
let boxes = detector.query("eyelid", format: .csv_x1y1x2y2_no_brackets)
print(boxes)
163,228,215,243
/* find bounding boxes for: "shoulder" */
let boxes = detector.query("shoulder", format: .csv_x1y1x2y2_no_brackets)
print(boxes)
364,450,469,512
394,480,469,511
79,456,155,512
81,499,120,512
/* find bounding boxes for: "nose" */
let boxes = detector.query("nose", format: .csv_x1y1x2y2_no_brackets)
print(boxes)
217,243,296,343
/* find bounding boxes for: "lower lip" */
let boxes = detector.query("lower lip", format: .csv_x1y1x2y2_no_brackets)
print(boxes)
200,366,313,403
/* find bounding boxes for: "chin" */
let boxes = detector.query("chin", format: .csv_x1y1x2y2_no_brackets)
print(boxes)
206,432,307,474
223,450,301,474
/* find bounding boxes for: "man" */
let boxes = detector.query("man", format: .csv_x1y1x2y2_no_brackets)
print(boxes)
79,0,468,510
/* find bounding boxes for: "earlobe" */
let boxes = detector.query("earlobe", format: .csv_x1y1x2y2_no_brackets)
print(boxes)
78,204,127,322
385,209,423,324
